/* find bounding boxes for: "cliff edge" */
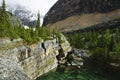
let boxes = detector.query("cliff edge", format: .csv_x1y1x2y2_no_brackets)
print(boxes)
0,34,71,80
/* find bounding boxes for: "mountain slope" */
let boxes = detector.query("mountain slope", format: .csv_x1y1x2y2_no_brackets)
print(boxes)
43,0,120,32
47,9,120,32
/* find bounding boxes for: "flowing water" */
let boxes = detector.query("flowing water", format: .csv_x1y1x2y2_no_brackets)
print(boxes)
36,65,109,80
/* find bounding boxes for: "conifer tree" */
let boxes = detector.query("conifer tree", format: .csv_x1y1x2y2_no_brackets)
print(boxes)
36,11,41,37
36,11,40,29
1,0,6,12
0,0,17,38
0,0,7,37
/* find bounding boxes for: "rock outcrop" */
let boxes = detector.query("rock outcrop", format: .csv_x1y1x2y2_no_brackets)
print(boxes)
61,48,89,67
0,34,71,79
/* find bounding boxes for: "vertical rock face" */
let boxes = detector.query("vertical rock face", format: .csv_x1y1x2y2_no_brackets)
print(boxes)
43,0,120,26
0,34,71,79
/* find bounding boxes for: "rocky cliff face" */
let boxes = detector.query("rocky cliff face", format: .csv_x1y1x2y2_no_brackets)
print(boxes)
0,34,71,80
43,0,120,32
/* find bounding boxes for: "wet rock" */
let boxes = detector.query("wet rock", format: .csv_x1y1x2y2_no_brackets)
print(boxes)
73,48,89,58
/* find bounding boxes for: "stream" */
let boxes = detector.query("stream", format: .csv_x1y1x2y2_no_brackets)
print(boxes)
36,66,109,80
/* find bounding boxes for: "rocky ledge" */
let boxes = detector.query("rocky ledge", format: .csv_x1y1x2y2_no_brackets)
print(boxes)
57,48,89,68
0,34,71,80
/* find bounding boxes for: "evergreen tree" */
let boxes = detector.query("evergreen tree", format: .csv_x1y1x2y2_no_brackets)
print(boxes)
36,11,40,29
35,11,41,37
0,0,17,38
1,0,6,12
0,0,7,37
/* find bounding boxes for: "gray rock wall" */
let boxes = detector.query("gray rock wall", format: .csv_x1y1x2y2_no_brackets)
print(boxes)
0,34,71,79
0,58,30,80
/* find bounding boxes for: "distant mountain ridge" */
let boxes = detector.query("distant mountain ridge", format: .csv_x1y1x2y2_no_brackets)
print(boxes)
43,0,120,31
8,5,37,27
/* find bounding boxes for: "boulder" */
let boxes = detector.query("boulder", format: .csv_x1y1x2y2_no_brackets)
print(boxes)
73,48,89,58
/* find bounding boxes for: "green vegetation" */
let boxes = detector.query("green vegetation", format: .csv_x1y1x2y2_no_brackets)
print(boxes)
0,0,17,38
68,28,120,58
0,0,61,44
67,27,120,79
